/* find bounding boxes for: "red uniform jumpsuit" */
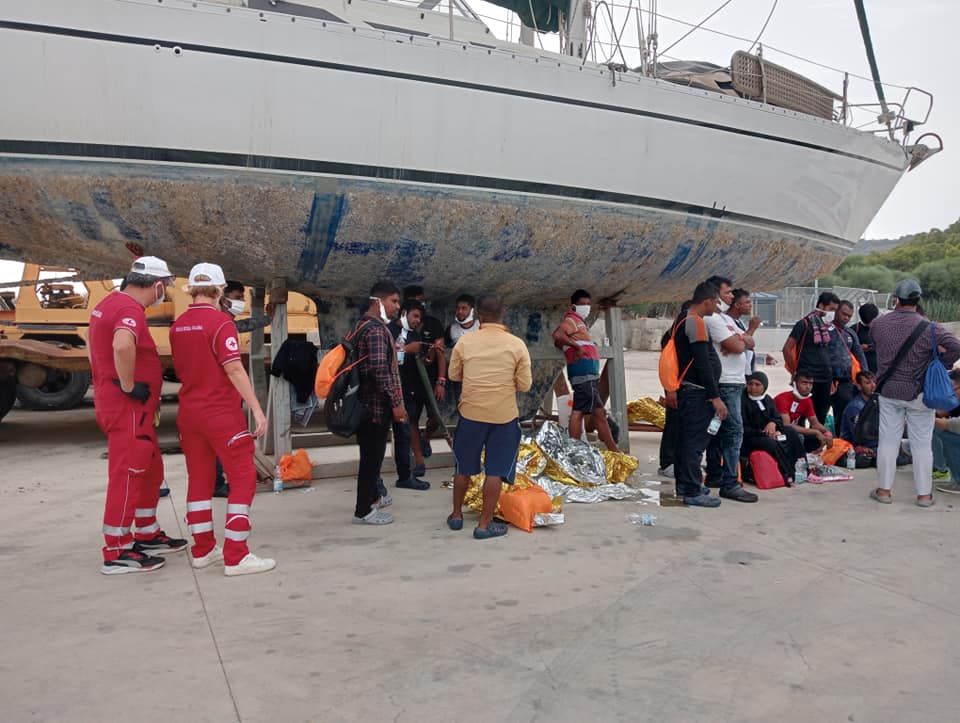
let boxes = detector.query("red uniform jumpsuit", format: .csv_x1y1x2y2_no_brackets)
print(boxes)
88,292,165,560
169,303,256,565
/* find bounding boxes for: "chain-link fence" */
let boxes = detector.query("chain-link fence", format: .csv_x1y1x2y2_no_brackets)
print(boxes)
775,287,891,327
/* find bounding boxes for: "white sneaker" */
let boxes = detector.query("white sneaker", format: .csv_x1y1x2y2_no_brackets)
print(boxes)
373,493,393,509
224,553,276,577
352,508,394,525
657,464,675,479
191,545,224,569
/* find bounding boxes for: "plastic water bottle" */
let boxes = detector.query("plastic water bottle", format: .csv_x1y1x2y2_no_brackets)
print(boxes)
396,349,405,365
273,464,283,494
794,458,808,484
846,447,856,470
626,512,657,526
707,415,722,435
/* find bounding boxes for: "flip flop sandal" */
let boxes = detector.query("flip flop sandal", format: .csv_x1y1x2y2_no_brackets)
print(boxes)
447,514,463,531
870,489,893,504
916,497,935,508
473,521,508,540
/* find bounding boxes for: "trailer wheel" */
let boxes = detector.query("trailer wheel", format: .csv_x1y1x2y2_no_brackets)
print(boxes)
16,370,91,411
0,378,15,422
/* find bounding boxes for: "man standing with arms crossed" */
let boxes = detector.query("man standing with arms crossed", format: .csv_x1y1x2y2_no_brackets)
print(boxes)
447,295,532,538
89,256,187,574
703,277,758,503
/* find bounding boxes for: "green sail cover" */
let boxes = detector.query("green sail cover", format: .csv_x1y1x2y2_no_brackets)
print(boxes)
484,0,566,33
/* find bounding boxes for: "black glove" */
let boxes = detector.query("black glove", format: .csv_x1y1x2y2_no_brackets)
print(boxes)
112,379,151,404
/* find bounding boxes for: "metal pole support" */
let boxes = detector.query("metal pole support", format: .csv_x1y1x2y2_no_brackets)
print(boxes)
268,279,291,459
603,305,630,452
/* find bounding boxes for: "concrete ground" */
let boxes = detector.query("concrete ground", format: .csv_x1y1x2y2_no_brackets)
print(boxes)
1,352,958,723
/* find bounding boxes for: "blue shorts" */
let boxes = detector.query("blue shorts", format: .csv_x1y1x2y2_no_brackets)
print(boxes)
453,416,522,483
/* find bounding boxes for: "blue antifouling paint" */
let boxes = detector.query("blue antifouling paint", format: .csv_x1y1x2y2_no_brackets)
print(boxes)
525,312,543,344
660,242,691,276
90,188,144,241
297,192,346,281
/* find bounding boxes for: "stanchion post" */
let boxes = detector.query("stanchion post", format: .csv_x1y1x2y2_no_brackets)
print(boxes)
604,304,630,452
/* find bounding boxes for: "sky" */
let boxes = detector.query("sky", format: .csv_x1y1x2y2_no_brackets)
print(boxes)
0,0,953,288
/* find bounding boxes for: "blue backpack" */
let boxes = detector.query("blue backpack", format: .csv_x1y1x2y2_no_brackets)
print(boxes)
923,325,959,411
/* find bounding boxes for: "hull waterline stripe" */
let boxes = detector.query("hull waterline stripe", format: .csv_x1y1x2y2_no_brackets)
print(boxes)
0,19,906,173
0,139,852,246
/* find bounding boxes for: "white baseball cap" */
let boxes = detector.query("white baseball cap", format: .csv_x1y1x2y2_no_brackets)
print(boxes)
183,262,227,290
130,256,173,280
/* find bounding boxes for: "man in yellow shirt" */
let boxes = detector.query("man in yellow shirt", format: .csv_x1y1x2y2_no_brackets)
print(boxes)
446,295,532,539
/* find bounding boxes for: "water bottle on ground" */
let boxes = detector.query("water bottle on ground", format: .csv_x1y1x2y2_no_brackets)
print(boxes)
626,512,657,526
846,447,856,470
794,458,808,484
707,415,722,436
273,464,283,494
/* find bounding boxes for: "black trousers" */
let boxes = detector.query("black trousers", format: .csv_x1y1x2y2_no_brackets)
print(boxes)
811,380,833,425
675,388,713,498
355,418,390,518
831,381,855,432
743,427,805,481
659,406,680,470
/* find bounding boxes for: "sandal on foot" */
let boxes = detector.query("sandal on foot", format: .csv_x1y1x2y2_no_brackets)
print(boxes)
916,496,935,508
473,521,508,539
870,489,893,504
447,514,463,531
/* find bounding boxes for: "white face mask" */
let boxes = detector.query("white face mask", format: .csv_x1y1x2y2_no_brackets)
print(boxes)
150,282,166,308
400,314,412,332
791,383,812,399
370,296,389,322
228,299,247,316
718,301,730,313
574,304,591,319
456,309,475,325
822,310,835,324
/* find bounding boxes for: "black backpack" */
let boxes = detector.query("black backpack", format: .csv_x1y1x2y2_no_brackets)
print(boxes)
852,395,879,448
324,320,380,437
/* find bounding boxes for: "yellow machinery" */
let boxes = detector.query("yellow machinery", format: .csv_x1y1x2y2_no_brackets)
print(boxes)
0,264,317,418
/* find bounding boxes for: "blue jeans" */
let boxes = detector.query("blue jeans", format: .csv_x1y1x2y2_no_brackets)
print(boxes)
934,427,960,482
676,388,714,498
705,384,744,491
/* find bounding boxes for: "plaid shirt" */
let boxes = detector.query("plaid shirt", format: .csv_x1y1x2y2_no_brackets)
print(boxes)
871,309,960,401
356,315,402,425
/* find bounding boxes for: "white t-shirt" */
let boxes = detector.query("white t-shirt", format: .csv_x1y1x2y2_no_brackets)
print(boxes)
704,311,748,385
447,321,478,346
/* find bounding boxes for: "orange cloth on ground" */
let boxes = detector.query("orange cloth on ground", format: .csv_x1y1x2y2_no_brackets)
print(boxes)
820,438,853,466
497,484,554,532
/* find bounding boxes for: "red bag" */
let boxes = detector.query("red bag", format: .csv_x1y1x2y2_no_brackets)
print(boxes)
749,450,785,489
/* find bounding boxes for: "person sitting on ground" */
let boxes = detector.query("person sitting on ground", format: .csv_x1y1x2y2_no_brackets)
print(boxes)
551,289,618,451
774,371,835,454
741,371,805,485
387,300,433,491
840,370,879,467
933,369,960,496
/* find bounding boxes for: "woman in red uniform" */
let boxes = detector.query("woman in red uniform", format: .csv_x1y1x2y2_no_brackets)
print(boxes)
170,263,274,576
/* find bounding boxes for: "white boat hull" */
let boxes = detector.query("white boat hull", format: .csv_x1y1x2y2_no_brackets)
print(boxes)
0,0,910,303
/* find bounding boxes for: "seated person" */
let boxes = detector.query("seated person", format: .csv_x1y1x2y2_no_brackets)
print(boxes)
741,371,806,485
774,371,835,454
840,370,879,467
933,369,960,495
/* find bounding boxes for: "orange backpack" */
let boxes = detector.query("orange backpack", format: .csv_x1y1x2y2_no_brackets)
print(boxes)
314,319,376,399
658,316,694,392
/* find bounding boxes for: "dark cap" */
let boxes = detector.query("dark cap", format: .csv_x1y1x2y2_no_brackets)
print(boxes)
893,278,922,301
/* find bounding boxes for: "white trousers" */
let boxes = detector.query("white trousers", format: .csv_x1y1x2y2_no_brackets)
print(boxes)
877,394,934,496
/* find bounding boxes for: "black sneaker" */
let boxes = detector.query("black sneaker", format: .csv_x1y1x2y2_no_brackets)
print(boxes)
720,487,759,503
101,548,166,575
136,532,188,554
213,483,230,498
396,477,430,491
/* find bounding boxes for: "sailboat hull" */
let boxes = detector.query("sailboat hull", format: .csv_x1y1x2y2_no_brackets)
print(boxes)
0,0,910,305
